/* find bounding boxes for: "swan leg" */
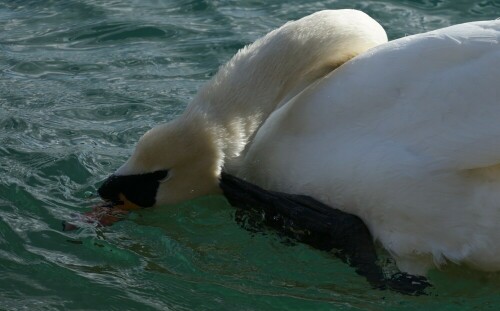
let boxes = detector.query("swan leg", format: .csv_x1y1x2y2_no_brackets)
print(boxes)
219,172,431,295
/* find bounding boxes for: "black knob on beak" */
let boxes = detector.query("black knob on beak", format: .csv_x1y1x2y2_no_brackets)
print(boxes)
97,170,169,208
98,174,122,203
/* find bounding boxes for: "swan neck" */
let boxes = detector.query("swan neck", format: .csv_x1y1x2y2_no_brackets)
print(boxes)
183,10,387,164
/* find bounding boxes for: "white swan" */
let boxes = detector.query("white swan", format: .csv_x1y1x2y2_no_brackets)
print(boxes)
99,10,500,275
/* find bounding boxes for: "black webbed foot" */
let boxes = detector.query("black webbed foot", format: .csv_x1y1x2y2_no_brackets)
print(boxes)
220,172,432,295
386,272,432,296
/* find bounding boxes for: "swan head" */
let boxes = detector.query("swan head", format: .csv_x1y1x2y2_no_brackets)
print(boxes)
98,118,222,209
97,9,388,209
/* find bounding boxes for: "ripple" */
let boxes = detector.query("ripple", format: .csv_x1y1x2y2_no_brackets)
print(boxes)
2,23,178,50
7,60,106,77
0,116,29,132
65,23,175,46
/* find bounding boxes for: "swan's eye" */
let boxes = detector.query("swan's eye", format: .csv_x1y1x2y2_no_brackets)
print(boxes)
158,170,171,183
150,169,170,181
98,169,170,208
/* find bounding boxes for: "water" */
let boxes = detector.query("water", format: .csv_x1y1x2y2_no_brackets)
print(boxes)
1,0,500,310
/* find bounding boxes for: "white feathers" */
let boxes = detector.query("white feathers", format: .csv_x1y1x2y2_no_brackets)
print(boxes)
236,20,500,274
123,10,500,275
187,9,388,162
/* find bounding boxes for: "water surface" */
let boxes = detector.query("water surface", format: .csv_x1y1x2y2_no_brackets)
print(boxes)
1,0,500,310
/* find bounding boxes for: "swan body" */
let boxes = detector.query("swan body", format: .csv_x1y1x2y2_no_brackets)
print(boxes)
237,20,500,274
99,10,500,275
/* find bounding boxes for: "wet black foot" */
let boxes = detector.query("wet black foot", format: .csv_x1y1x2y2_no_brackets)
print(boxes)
220,172,432,295
386,272,432,296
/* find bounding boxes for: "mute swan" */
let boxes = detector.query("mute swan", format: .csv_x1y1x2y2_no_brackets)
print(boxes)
98,9,500,276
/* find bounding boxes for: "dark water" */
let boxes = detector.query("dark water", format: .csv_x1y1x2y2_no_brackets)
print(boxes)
1,0,500,310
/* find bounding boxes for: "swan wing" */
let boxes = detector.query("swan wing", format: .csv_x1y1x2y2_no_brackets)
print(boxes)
268,20,500,173
237,20,500,273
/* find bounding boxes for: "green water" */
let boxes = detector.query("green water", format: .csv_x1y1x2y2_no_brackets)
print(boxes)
1,0,500,310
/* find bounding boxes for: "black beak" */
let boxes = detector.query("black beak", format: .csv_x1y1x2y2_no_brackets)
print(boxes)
98,170,169,208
